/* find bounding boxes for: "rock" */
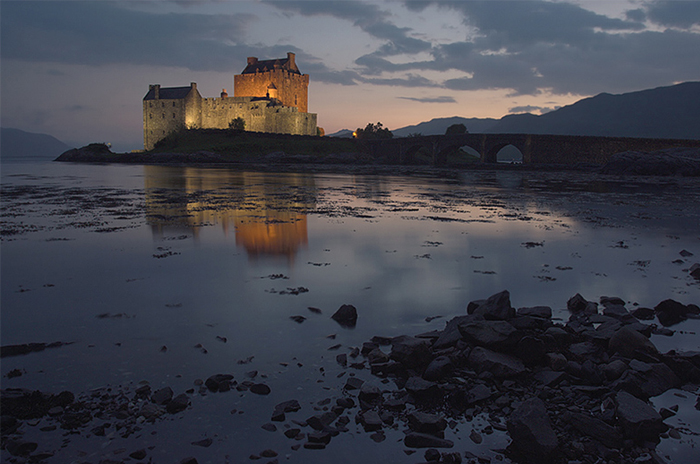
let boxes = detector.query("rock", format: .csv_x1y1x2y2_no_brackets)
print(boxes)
423,356,454,381
307,430,332,444
568,293,597,314
603,304,633,322
469,429,483,444
507,398,558,461
260,449,278,457
344,377,364,390
404,432,454,448
433,316,471,349
615,391,668,442
358,382,382,402
468,347,526,378
690,263,700,280
404,376,439,398
390,335,432,369
632,307,655,320
5,440,38,456
358,410,383,431
601,359,628,381
613,362,680,400
516,336,546,365
191,437,213,447
516,306,552,319
563,411,623,448
129,449,147,460
655,299,692,326
458,320,519,349
408,411,447,434
425,449,441,461
138,402,162,421
151,387,173,405
365,348,390,365
166,394,189,414
205,374,233,392
608,326,658,359
466,299,486,314
272,399,301,421
331,304,358,328
306,412,337,431
545,352,568,371
250,383,271,395
261,423,277,431
470,290,515,320
180,458,199,464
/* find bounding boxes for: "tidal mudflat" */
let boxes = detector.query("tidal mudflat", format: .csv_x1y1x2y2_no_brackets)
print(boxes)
2,162,700,464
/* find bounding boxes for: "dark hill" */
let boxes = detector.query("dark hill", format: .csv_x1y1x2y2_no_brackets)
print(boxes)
489,82,700,139
391,82,700,140
1,127,72,161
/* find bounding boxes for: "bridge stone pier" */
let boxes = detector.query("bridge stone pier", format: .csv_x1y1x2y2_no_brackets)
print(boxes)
358,133,700,166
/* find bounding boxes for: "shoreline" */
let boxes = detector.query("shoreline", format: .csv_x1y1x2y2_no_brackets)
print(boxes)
53,143,700,177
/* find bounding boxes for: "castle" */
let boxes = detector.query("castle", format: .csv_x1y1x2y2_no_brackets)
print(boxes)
143,52,317,150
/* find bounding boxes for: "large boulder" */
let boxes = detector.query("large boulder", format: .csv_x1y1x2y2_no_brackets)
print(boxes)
458,320,519,349
615,391,668,442
608,326,658,360
331,304,358,328
507,398,558,462
654,299,698,327
468,347,526,378
390,335,432,369
469,290,515,320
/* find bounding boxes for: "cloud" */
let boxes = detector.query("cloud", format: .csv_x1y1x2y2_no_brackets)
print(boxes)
361,74,438,88
0,2,261,72
643,0,700,29
508,105,557,115
398,96,456,103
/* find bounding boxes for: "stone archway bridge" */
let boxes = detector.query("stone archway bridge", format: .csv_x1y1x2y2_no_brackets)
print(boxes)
357,133,700,165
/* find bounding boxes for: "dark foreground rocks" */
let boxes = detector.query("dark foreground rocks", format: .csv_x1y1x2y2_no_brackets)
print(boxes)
3,291,698,463
332,290,700,464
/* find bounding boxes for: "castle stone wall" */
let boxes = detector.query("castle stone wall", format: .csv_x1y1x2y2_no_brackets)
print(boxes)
143,98,187,151
234,69,309,113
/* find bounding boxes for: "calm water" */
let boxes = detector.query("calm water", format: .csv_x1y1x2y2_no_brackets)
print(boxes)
2,161,700,463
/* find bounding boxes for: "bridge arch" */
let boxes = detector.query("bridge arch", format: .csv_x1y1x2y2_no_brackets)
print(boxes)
485,142,526,164
496,144,524,164
434,143,482,165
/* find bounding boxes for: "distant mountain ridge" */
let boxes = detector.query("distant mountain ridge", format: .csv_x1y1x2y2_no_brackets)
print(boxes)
1,127,72,160
330,82,700,140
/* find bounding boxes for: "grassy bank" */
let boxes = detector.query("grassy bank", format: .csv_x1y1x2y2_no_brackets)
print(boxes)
150,128,359,160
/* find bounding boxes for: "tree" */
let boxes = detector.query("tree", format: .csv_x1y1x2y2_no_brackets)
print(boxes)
445,123,468,135
229,117,246,131
354,122,393,139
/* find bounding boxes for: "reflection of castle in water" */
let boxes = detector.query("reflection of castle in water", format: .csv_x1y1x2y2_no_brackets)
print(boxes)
144,166,315,260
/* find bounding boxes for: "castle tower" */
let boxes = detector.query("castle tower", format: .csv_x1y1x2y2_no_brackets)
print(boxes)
233,52,309,113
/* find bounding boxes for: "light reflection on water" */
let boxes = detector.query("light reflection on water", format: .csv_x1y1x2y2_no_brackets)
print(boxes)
2,162,700,463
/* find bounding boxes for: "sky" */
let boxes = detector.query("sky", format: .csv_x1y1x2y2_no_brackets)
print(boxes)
1,0,699,152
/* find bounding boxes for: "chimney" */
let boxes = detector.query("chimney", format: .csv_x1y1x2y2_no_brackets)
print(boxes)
287,52,296,69
190,82,197,90
221,88,228,98
151,84,160,99
247,57,258,66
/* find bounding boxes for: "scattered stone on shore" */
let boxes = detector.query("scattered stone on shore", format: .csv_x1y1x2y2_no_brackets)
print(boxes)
0,341,74,358
3,290,699,463
315,290,700,463
331,304,358,328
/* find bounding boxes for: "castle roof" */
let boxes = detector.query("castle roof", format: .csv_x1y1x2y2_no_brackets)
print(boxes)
241,53,301,75
143,86,193,100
